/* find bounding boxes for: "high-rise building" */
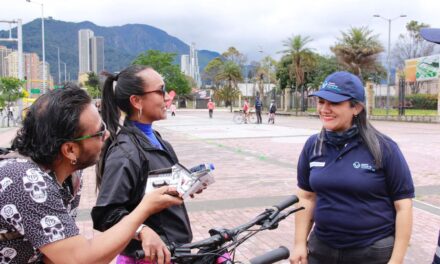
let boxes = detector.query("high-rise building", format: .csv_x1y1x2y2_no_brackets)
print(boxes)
24,53,40,90
0,46,12,77
180,54,190,76
4,51,24,78
78,29,105,77
90,36,104,74
78,29,94,74
180,43,201,87
39,61,53,90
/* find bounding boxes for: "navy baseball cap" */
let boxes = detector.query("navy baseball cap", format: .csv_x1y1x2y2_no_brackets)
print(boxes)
420,28,440,44
310,71,365,103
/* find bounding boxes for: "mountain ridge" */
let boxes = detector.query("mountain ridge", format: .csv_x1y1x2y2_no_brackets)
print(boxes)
0,18,220,80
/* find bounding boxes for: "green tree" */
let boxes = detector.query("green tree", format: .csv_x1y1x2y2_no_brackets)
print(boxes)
214,61,243,112
202,57,224,88
132,50,191,95
221,47,247,66
280,35,316,111
0,77,26,107
255,56,277,98
0,77,26,126
392,20,435,68
308,55,342,90
331,27,384,79
85,72,101,99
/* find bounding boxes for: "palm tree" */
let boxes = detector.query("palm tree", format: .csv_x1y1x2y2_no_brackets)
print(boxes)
280,34,315,112
215,61,243,112
331,27,384,79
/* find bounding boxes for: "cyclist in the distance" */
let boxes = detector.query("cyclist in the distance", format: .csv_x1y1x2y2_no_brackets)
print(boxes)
243,99,250,124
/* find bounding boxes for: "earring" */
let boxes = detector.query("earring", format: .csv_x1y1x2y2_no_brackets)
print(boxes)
138,107,142,120
71,159,77,165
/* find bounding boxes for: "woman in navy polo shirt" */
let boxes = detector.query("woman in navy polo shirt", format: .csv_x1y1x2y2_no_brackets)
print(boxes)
290,71,414,264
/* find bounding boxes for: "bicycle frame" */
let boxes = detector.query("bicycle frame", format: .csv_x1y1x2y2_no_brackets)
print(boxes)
135,195,304,264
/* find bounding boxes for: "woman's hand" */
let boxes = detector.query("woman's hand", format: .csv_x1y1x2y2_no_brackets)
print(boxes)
140,226,171,264
289,244,308,264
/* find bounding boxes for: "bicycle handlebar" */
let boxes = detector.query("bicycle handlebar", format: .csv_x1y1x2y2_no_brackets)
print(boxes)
249,246,290,264
135,195,302,263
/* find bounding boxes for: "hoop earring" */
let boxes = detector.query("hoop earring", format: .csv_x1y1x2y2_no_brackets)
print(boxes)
71,159,77,165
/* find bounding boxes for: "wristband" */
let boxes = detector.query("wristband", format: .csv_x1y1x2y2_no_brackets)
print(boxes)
135,224,147,240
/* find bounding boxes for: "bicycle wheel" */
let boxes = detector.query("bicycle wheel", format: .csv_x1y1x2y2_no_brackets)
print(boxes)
249,113,257,124
233,113,243,124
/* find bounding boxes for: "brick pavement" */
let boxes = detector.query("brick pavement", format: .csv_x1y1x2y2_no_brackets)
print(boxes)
1,110,439,263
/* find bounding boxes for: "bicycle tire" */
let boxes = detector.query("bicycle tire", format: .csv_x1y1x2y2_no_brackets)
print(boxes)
249,114,257,124
233,113,243,124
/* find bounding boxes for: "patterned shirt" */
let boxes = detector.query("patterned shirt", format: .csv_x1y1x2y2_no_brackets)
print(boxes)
0,158,82,263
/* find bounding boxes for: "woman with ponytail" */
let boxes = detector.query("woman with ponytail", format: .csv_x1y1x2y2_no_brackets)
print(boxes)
290,72,414,264
91,65,192,264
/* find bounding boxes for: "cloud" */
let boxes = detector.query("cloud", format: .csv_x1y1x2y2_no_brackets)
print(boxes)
2,0,440,61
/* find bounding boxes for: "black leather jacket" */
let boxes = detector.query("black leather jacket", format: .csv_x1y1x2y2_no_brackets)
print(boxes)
91,120,192,257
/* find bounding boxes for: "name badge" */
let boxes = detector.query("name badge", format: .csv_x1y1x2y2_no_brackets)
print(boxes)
310,161,325,168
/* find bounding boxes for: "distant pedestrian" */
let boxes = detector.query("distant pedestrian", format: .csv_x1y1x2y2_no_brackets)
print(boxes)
290,71,414,264
255,96,263,124
268,100,277,124
170,102,177,116
420,27,440,264
207,98,215,118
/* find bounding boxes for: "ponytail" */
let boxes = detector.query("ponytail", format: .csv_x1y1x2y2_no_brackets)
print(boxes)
96,65,150,191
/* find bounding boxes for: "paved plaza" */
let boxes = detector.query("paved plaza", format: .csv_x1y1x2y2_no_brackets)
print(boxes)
1,110,439,263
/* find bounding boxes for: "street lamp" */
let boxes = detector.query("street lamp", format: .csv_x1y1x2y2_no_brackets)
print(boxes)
373,14,407,118
26,0,46,93
56,46,61,85
61,61,67,83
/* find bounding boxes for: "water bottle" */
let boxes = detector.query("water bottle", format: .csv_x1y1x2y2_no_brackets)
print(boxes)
189,163,215,177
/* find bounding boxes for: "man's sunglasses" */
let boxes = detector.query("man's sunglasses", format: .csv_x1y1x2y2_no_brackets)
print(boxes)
72,122,107,142
138,84,166,96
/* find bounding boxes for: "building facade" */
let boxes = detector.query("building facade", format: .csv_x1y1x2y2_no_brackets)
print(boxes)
78,29,94,74
90,36,104,74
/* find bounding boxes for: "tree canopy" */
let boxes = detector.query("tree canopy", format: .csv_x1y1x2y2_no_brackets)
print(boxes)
392,20,436,68
132,50,191,95
0,77,26,108
331,27,384,80
85,72,101,99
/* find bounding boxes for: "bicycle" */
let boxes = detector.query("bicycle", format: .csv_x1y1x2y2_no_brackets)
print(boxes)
135,195,304,264
268,113,276,124
233,110,257,124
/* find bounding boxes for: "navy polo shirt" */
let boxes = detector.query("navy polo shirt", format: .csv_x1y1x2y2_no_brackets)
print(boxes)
297,133,414,249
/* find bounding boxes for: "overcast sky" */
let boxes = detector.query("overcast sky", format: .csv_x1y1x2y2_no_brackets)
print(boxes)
1,0,440,61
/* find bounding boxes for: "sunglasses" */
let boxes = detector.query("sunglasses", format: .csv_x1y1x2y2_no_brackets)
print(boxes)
138,84,166,96
72,122,107,142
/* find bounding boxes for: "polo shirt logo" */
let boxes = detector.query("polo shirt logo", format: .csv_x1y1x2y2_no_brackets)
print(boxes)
310,161,325,168
353,161,375,172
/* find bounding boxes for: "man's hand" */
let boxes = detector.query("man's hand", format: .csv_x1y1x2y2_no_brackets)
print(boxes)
140,226,171,264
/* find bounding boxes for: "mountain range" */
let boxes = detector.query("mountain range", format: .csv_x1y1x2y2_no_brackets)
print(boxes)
0,18,220,80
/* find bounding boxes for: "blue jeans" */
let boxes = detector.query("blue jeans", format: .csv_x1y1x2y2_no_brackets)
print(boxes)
307,232,394,264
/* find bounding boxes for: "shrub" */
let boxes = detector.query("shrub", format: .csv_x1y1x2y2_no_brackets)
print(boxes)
406,94,438,110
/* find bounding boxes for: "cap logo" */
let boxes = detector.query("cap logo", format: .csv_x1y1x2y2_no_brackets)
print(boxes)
321,81,341,92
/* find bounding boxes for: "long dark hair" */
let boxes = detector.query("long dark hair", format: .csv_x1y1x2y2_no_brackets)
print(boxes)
12,84,91,167
313,100,385,169
97,65,151,189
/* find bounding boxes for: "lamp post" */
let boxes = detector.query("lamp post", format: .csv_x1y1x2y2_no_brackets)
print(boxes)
56,46,61,85
373,14,407,118
61,62,67,83
26,0,46,93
